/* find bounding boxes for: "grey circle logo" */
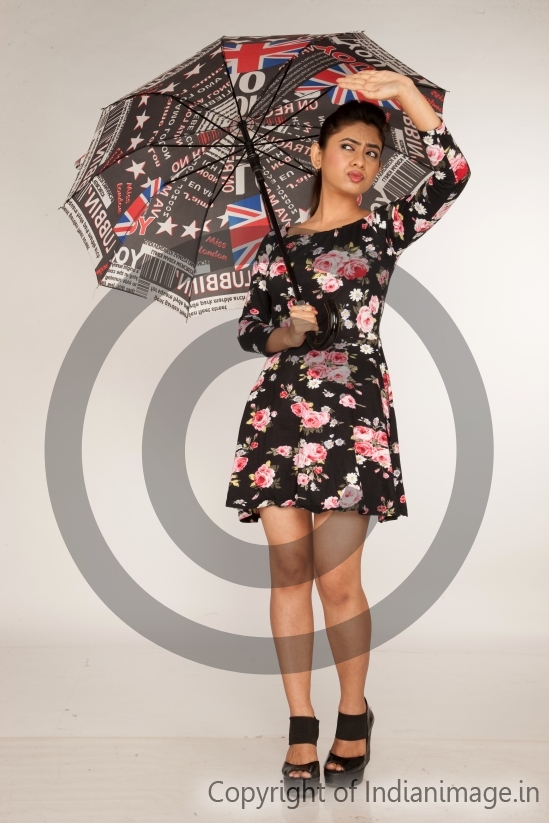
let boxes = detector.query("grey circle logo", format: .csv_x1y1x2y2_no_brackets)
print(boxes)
45,267,493,673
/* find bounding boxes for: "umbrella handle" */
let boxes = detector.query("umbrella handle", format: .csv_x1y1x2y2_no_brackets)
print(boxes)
239,120,340,351
303,298,341,351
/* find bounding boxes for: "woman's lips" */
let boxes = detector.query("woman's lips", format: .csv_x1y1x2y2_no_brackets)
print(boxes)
348,172,364,183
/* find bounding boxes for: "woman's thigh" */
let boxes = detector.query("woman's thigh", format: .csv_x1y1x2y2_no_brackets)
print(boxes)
312,511,370,588
260,506,315,588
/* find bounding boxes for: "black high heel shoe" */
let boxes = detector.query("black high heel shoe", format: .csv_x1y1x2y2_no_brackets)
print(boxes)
323,697,374,787
281,715,320,788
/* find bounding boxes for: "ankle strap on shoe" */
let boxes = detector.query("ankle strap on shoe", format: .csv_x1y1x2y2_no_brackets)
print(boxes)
288,715,319,745
335,702,369,741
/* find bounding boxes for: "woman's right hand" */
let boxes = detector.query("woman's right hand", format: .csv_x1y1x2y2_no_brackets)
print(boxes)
287,303,319,347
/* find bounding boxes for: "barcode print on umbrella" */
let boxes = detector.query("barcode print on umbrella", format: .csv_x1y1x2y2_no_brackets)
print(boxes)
375,155,430,203
139,254,184,291
73,100,133,200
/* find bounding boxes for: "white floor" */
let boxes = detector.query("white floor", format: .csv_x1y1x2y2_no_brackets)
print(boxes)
1,648,548,822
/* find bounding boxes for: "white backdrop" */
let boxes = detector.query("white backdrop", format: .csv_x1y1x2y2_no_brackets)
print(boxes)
1,0,548,665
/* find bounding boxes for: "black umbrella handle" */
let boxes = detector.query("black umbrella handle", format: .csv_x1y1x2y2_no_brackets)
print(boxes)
239,120,339,350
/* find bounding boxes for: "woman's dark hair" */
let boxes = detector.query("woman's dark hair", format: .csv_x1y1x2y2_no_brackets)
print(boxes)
309,100,387,216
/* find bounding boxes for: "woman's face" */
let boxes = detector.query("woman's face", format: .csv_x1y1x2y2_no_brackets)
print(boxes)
311,121,383,200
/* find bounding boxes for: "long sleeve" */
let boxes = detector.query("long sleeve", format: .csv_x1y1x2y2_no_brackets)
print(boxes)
237,231,275,355
383,119,471,255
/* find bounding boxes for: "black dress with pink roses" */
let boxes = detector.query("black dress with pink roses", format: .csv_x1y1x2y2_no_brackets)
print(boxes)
226,120,470,523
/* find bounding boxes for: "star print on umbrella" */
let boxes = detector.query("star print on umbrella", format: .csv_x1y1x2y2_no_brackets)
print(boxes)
62,31,446,319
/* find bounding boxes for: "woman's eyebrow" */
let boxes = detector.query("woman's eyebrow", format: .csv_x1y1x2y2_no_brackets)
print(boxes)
339,137,381,150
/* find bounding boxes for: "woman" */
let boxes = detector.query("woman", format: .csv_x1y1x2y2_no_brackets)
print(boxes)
226,69,470,786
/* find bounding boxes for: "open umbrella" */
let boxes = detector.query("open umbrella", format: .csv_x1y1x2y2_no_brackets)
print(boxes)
63,32,445,346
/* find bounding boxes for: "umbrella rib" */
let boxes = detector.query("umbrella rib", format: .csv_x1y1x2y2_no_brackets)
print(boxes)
170,147,242,184
132,90,244,143
253,145,314,177
249,58,294,141
254,86,334,144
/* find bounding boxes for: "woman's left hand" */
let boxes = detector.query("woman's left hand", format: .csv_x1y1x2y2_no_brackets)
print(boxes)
335,69,415,103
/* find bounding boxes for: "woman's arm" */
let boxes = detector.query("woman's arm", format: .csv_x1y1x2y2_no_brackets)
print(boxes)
337,71,471,253
237,233,318,354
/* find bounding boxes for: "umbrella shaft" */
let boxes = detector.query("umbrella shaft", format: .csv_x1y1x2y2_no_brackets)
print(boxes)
239,121,303,300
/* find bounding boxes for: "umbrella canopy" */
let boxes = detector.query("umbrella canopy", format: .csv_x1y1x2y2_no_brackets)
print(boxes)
63,32,445,319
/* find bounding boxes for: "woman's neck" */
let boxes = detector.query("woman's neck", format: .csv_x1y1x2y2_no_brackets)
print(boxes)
299,194,371,233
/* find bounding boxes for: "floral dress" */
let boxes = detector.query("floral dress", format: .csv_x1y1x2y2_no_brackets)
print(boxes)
225,120,471,523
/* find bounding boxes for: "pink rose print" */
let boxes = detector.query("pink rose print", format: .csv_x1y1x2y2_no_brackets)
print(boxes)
414,218,434,233
249,308,259,315
377,269,389,286
251,375,264,391
280,390,288,398
326,365,351,383
449,153,469,182
313,466,323,474
269,260,287,277
356,306,375,333
307,364,328,380
340,258,369,280
322,496,340,510
251,408,271,430
382,372,393,403
304,350,327,365
281,500,295,507
294,442,327,467
253,464,276,488
330,351,348,365
301,410,330,429
250,441,258,449
314,250,348,275
382,396,390,419
368,295,380,314
353,425,374,441
291,401,310,417
374,429,388,448
354,440,373,457
372,447,391,469
339,394,356,408
233,456,248,473
303,442,327,462
392,206,405,239
320,274,343,293
256,253,269,273
264,353,280,370
400,495,406,504
339,485,363,508
297,473,310,486
275,445,292,457
426,143,445,165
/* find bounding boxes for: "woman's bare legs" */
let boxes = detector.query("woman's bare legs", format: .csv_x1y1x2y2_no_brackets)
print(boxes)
259,506,372,776
313,510,371,771
260,506,316,779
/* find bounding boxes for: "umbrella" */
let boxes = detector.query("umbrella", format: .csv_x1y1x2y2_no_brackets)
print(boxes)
62,32,445,347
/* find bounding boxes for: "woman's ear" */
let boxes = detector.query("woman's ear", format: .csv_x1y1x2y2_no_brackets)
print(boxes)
310,141,321,170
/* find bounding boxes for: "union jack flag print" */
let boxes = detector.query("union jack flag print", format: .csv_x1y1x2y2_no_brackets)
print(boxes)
227,195,270,270
114,177,164,237
223,38,310,74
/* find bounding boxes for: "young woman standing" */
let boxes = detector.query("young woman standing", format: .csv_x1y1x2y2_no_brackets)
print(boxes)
226,69,471,786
